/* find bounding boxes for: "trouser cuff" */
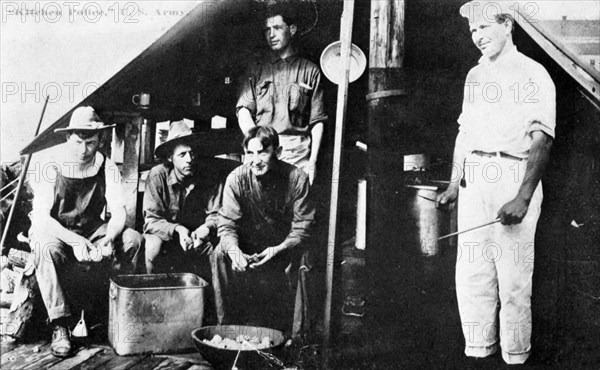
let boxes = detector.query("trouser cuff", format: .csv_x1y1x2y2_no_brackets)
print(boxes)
47,305,71,322
502,350,530,365
465,343,498,358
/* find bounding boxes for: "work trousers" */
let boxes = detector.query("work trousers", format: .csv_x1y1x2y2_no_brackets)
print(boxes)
211,244,312,340
30,224,142,321
143,234,213,280
456,154,543,365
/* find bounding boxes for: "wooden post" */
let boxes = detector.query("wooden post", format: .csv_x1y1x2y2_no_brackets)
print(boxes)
367,0,406,284
141,118,156,165
323,0,355,362
121,116,143,228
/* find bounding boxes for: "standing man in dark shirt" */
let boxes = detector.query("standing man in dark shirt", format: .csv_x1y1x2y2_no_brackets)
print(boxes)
236,5,327,184
143,120,237,274
213,126,315,338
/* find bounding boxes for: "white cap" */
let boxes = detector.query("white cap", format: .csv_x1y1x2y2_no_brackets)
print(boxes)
459,1,510,23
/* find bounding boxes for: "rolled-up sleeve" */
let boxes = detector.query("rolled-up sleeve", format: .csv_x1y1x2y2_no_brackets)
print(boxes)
309,69,328,127
526,68,556,139
282,172,315,250
143,168,177,241
217,172,243,253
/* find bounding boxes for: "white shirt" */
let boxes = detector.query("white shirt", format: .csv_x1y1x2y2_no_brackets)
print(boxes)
30,146,124,216
457,46,556,157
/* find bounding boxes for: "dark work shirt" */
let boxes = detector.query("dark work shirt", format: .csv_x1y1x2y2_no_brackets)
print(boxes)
236,52,328,136
218,161,315,253
143,158,238,241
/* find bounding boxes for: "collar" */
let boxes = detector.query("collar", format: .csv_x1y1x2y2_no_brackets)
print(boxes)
478,45,519,66
268,49,299,64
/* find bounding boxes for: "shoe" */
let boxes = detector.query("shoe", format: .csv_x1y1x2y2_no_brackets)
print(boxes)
51,325,72,358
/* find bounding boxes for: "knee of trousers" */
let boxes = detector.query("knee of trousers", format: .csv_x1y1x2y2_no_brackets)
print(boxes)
121,229,143,253
143,234,167,257
29,235,66,265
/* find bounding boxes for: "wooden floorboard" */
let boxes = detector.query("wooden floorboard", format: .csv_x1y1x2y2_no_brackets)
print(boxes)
152,358,194,370
1,340,46,369
1,340,216,369
68,347,115,370
127,355,168,370
91,353,146,370
47,347,104,370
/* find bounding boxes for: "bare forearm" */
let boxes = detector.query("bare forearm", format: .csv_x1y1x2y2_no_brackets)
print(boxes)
309,122,324,163
106,206,126,241
237,108,256,135
32,213,80,244
517,131,552,203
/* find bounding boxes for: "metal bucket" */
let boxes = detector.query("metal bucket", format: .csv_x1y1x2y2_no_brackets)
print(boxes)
405,184,454,257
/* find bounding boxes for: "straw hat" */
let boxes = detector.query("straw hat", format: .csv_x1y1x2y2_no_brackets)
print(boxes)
155,120,197,158
55,106,115,133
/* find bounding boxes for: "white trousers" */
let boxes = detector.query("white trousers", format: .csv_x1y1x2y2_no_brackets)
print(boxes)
278,134,312,175
456,154,543,365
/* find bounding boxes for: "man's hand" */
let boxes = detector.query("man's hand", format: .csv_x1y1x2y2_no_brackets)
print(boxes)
191,224,211,248
250,245,286,269
71,236,99,262
497,196,530,225
436,186,459,211
226,246,250,272
175,225,193,252
96,236,115,259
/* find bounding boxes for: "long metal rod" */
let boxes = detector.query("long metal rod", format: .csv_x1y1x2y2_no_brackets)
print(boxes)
1,178,19,192
323,0,355,361
1,96,49,256
438,219,500,240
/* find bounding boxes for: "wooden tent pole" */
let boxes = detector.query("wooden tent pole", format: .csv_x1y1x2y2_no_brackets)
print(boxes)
1,96,49,256
366,0,405,289
323,0,355,360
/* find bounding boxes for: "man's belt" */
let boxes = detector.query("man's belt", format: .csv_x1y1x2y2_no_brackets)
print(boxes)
471,150,526,161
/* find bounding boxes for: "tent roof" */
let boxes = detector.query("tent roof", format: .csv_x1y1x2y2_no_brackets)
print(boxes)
19,0,266,155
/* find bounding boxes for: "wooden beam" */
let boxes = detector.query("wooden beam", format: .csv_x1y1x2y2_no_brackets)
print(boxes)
366,0,406,293
121,115,143,228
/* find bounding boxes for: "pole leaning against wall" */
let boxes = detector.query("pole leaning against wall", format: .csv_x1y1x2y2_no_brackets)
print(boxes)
323,0,355,365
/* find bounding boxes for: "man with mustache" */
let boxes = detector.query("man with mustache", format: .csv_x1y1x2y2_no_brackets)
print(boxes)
437,1,555,365
236,4,327,185
29,106,142,358
143,120,236,275
212,126,315,338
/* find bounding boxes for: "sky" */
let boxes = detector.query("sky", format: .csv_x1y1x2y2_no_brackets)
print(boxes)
1,1,200,162
1,1,599,163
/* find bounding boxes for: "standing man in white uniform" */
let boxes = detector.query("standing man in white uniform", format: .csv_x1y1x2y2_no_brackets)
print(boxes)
437,2,556,365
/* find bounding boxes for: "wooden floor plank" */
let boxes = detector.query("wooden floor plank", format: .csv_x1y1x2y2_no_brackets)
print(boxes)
19,352,62,370
156,352,206,365
1,340,46,368
69,347,115,370
91,354,146,370
127,355,166,370
5,343,52,370
47,347,103,370
152,358,193,370
186,365,213,370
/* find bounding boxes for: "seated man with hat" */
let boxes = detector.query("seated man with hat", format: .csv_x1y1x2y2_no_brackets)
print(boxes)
143,120,237,275
29,106,143,358
212,126,315,338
